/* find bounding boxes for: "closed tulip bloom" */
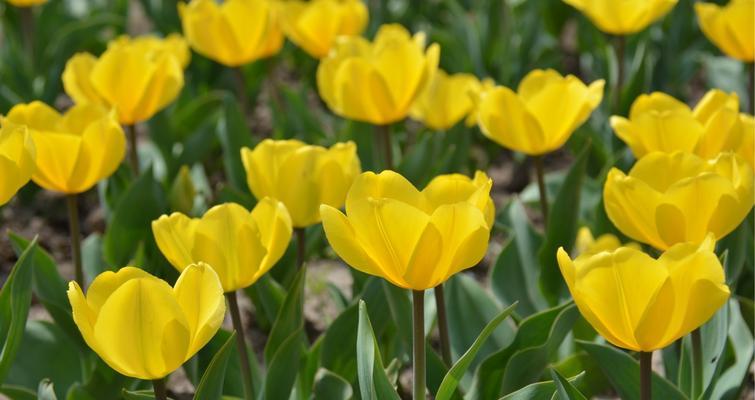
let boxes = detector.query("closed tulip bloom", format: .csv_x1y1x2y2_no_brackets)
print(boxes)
557,235,729,352
696,0,755,62
562,0,678,35
0,124,35,205
611,90,754,164
410,70,483,131
320,170,493,290
477,69,604,155
6,0,46,6
604,151,754,250
4,101,125,194
67,263,225,379
241,139,361,227
178,0,284,67
62,35,185,125
575,227,639,256
317,24,440,125
280,0,368,59
152,199,292,292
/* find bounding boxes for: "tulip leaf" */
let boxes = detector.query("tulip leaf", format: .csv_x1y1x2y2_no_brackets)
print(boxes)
356,300,401,400
103,167,168,267
578,340,687,400
436,302,517,400
537,142,590,305
194,332,237,400
264,267,305,364
216,94,255,191
244,275,286,331
312,369,353,400
263,329,304,400
676,301,729,397
121,389,159,399
0,236,37,382
37,379,57,400
499,372,585,400
0,385,36,400
710,300,754,400
320,303,359,382
550,369,588,400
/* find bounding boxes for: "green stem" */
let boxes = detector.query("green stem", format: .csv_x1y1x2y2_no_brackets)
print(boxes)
532,155,549,227
20,7,34,66
152,378,168,400
296,227,306,269
691,328,703,399
613,35,626,114
412,290,426,400
66,194,84,288
376,124,393,170
226,291,255,400
126,124,139,175
640,351,652,400
434,285,452,367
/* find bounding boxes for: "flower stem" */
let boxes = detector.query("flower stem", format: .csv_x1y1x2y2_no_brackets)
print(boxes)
66,194,84,288
434,285,452,367
532,155,549,227
640,351,652,400
126,124,139,175
376,124,393,170
613,35,626,114
412,290,426,400
295,227,306,269
691,328,703,399
226,291,255,400
152,378,168,400
20,7,35,65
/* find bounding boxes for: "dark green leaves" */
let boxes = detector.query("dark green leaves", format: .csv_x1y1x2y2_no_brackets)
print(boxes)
356,300,401,400
194,332,237,400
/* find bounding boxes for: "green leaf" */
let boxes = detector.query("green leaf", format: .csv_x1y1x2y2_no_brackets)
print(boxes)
710,300,754,400
579,341,687,400
312,369,353,400
244,275,285,331
319,303,359,382
538,143,590,305
38,379,57,400
194,332,237,400
264,329,304,400
216,95,255,191
356,300,401,400
103,167,168,267
0,236,37,381
436,302,517,400
121,389,158,400
550,369,587,400
499,372,585,400
264,267,305,363
0,385,36,400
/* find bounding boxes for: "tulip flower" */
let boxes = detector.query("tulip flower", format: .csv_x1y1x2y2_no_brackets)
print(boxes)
561,0,678,35
67,263,225,381
6,0,46,6
178,0,284,67
465,77,496,127
108,34,191,69
575,227,639,256
62,35,186,125
317,23,440,126
279,0,368,59
410,70,483,131
0,123,35,206
241,139,361,228
557,235,729,352
152,199,292,292
604,151,754,250
611,90,754,166
477,69,604,156
696,0,754,62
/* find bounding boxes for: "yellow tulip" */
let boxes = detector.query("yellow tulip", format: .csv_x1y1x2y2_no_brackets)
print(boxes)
178,0,284,67
108,34,192,69
241,139,361,228
611,90,754,165
3,101,125,194
317,23,440,125
738,114,754,167
562,0,678,35
423,170,495,228
67,263,225,379
320,170,493,290
279,0,368,59
575,226,639,256
465,77,496,127
5,0,46,6
0,124,35,205
604,151,754,250
696,0,755,62
152,199,292,292
477,69,604,155
557,235,729,352
410,70,483,131
62,35,185,125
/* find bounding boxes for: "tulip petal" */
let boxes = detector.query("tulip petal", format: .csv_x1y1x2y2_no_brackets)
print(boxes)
429,203,490,282
68,107,126,193
86,267,153,313
240,140,305,203
317,141,361,210
334,58,396,124
402,222,443,289
346,171,426,213
251,197,293,274
62,53,108,107
67,282,99,353
132,55,184,123
477,86,545,155
603,168,666,249
275,146,324,226
173,263,226,356
90,46,155,124
152,213,198,273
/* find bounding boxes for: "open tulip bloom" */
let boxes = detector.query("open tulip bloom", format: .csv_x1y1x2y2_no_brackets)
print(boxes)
279,0,368,59
410,69,485,131
67,263,225,381
695,0,755,62
561,0,678,35
0,123,35,206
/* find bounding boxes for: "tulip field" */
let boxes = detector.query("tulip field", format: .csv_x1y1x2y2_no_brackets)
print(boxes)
1,0,754,399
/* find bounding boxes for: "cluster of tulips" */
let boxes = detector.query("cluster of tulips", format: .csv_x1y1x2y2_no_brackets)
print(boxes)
1,0,753,399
